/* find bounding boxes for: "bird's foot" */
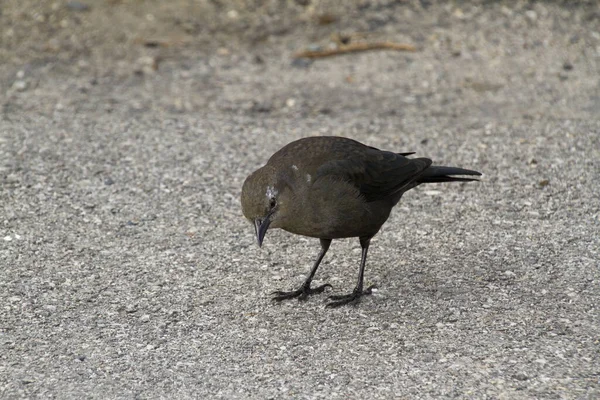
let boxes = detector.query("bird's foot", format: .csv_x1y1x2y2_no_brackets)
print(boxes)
272,283,332,301
326,285,376,308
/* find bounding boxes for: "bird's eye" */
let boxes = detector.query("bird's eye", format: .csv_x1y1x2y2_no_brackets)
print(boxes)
269,197,277,209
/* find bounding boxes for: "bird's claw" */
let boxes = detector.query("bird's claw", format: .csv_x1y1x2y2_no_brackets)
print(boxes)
325,285,376,308
272,283,333,301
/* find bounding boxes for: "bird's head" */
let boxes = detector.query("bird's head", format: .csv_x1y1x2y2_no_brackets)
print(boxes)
241,165,293,247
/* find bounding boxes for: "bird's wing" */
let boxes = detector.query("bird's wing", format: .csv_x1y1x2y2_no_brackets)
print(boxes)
316,151,432,202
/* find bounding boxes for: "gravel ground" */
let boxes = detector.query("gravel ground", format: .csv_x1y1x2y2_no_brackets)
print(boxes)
1,1,599,398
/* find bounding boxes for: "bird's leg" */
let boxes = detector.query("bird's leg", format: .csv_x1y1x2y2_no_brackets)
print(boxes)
326,237,376,307
272,239,333,301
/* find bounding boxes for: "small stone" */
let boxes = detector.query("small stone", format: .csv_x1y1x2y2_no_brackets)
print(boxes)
6,173,19,183
291,58,313,69
249,101,272,113
16,70,25,79
539,179,550,187
514,372,529,381
563,62,573,71
140,314,150,323
307,43,322,52
3,236,12,241
12,80,27,91
446,315,459,323
525,10,537,21
104,177,115,185
135,56,159,75
286,98,296,108
66,1,90,12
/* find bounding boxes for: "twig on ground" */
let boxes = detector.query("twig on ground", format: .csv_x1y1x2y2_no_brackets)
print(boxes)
294,41,417,59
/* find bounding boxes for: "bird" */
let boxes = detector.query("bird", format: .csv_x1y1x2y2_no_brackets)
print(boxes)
241,136,481,307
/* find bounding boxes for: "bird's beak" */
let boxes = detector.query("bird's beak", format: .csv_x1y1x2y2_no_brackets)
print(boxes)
254,217,271,248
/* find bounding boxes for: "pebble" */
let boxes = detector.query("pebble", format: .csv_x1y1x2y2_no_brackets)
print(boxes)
525,10,537,21
126,304,138,313
291,58,312,69
12,80,28,91
66,1,90,12
513,372,529,381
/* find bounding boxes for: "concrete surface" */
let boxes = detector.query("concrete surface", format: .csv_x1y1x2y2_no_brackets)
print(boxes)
1,1,599,398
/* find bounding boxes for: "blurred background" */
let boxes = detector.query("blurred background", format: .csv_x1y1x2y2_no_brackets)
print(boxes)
2,0,598,120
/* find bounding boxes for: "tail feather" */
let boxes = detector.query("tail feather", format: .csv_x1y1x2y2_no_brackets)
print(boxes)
418,166,482,183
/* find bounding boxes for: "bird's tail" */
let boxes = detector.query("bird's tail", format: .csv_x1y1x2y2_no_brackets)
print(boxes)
418,166,482,183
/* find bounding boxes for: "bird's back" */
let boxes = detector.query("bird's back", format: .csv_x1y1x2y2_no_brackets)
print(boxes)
268,136,377,171
268,136,431,203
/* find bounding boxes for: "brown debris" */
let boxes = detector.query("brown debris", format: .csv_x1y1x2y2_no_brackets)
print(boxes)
294,41,417,59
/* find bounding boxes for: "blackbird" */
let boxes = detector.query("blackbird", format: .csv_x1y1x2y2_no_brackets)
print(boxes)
241,136,481,307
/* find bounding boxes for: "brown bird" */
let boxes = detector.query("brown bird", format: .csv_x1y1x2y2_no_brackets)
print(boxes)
241,136,481,307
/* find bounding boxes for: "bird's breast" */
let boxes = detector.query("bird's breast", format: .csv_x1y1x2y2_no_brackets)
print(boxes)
281,178,393,239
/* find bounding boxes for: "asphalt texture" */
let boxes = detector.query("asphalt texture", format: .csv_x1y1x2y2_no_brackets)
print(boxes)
1,1,599,398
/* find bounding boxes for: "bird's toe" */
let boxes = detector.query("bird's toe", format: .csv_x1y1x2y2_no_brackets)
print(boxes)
271,289,301,301
272,283,333,302
326,285,376,308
